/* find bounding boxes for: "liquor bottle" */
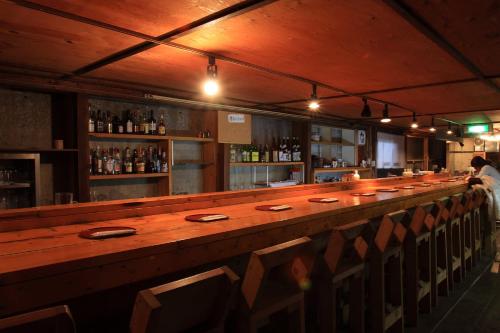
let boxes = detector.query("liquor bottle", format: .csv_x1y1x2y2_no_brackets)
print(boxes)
259,144,265,163
146,146,154,173
236,145,242,163
114,115,124,134
251,143,259,163
89,149,94,175
106,147,115,174
132,149,138,173
92,147,100,175
284,137,290,162
149,111,157,135
161,150,168,173
96,110,104,133
124,147,133,174
113,148,121,175
229,145,236,163
105,112,113,134
158,114,166,136
278,138,285,162
293,137,301,162
133,111,140,134
264,144,270,163
141,113,150,135
126,110,133,134
154,148,160,173
136,147,145,173
272,138,279,162
88,106,95,133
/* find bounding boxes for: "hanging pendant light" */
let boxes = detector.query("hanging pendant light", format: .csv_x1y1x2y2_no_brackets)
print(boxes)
361,98,371,117
380,104,391,123
446,122,453,135
429,117,436,132
410,112,418,128
203,56,219,96
308,84,320,111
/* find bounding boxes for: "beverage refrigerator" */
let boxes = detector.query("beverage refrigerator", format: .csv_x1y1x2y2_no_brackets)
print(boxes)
0,153,40,209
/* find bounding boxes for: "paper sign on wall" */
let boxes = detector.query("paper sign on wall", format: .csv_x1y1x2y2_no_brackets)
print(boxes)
228,114,245,123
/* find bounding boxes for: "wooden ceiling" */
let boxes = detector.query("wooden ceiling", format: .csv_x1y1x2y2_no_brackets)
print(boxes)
0,0,498,129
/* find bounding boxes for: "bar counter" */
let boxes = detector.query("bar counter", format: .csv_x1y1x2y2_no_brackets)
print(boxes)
0,175,467,317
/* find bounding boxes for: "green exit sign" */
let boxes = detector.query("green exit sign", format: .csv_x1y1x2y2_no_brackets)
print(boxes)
466,124,489,133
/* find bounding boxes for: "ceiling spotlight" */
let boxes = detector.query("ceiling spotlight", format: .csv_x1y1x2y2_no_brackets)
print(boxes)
203,56,219,96
446,122,453,135
380,104,391,123
361,98,371,117
429,117,436,132
308,84,320,111
410,112,418,128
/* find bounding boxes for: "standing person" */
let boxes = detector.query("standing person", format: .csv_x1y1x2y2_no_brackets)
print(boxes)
469,156,500,226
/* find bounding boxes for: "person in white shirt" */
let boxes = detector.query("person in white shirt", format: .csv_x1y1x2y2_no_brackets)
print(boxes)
471,156,500,181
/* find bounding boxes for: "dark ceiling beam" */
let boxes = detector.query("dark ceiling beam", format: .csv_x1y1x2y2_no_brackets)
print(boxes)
368,107,500,120
6,0,418,116
62,0,277,77
383,0,500,93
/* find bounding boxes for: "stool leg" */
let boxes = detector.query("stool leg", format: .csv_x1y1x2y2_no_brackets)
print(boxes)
430,230,438,307
446,221,455,291
452,220,462,284
317,278,336,333
369,253,385,333
388,254,404,333
349,271,365,333
404,240,418,327
437,229,449,297
420,238,432,314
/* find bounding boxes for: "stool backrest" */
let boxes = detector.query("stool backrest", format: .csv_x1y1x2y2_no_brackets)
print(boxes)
241,237,313,309
450,193,463,219
324,220,369,273
408,202,435,235
130,266,239,333
435,197,450,225
0,305,75,333
372,210,408,253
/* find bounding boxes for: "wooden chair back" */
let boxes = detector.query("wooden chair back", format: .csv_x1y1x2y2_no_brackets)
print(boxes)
434,197,450,226
130,266,239,333
407,202,435,236
450,193,464,220
0,305,75,333
371,210,409,253
323,220,370,274
241,237,314,310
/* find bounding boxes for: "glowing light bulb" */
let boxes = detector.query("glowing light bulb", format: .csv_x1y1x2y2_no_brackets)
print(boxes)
429,127,436,132
380,118,391,123
203,79,219,96
411,122,418,129
308,100,320,110
447,129,453,135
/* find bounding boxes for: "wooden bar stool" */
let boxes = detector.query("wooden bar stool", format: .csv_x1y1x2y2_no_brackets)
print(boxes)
446,195,463,287
431,197,450,306
367,210,407,333
403,203,434,327
0,305,75,333
238,237,314,333
311,220,369,333
455,192,473,277
130,266,240,333
471,189,485,263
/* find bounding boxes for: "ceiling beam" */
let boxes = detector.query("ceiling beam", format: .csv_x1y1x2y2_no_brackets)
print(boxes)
62,0,277,77
5,0,418,115
383,0,500,93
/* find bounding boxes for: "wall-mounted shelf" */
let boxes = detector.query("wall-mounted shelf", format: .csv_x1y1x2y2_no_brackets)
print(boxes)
173,160,213,166
314,167,371,174
0,148,78,153
89,173,169,181
0,182,31,189
89,133,214,142
230,162,304,167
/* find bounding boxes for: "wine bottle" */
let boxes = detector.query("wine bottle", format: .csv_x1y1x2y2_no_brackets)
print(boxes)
149,110,157,135
126,110,133,134
88,106,95,133
158,114,166,136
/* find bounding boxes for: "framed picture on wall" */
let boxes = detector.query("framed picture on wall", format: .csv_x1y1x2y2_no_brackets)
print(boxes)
357,130,366,146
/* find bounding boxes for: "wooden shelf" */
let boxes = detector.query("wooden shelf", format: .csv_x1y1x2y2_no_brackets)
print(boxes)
0,148,78,153
0,182,31,189
89,133,214,142
89,173,169,181
311,141,355,146
169,136,214,142
173,160,213,166
230,162,304,167
314,167,371,174
89,133,169,141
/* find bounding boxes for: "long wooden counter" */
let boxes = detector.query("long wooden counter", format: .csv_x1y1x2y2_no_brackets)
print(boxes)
0,175,467,318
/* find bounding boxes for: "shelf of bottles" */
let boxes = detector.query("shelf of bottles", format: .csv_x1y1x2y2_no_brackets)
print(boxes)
229,137,304,190
88,107,169,181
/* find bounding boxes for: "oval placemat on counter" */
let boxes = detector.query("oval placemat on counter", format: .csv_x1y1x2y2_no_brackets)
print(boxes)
376,188,399,193
308,197,339,203
351,192,376,197
413,183,431,187
255,204,292,211
396,185,415,190
79,227,137,239
185,214,229,222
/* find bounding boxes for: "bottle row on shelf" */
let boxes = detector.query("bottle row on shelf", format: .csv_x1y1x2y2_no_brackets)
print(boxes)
88,107,167,136
89,145,168,176
230,137,302,163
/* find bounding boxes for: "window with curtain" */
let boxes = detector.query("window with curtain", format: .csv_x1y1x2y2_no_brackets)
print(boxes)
377,132,405,169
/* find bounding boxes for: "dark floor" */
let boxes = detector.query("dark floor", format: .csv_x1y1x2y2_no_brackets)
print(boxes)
411,230,500,333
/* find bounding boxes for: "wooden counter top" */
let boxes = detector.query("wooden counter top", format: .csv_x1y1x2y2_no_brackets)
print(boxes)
0,175,467,316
